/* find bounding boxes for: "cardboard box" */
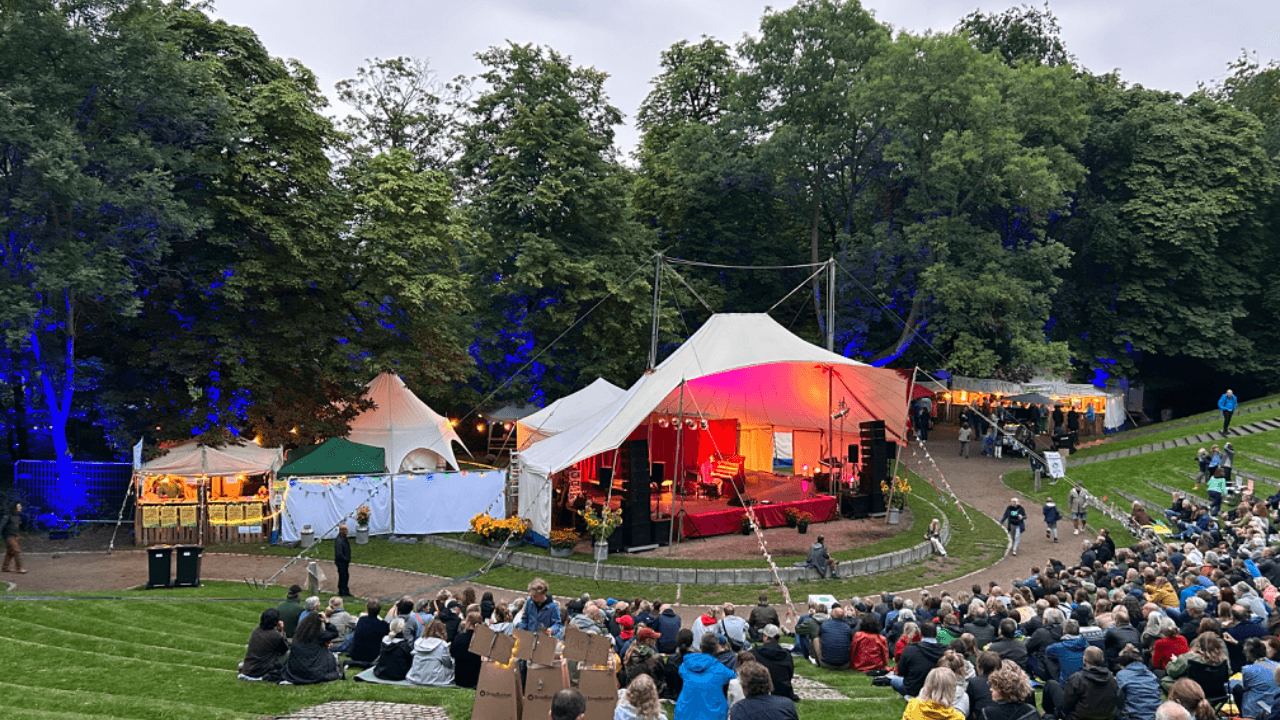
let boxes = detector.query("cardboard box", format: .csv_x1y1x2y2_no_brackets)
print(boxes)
490,630,516,665
523,662,569,720
584,634,611,667
532,633,558,666
579,667,619,720
472,661,521,720
469,624,497,658
563,624,590,663
513,629,536,661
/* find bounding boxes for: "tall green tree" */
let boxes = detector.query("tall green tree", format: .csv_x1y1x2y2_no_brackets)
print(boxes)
955,3,1073,67
0,0,221,509
459,43,654,403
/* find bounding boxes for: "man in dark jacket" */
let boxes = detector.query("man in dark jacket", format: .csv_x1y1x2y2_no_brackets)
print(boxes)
1046,646,1118,720
1026,608,1066,681
989,619,1029,671
813,606,854,670
1103,608,1142,670
655,605,682,654
277,584,305,639
882,622,947,696
334,524,352,597
748,594,780,642
962,606,997,648
751,624,799,702
804,536,838,578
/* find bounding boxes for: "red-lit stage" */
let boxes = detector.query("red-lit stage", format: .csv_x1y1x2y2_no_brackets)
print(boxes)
580,470,838,540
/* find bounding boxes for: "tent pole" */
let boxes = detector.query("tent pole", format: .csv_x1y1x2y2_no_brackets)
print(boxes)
668,380,685,554
649,253,663,371
826,257,835,352
886,366,917,523
827,365,833,496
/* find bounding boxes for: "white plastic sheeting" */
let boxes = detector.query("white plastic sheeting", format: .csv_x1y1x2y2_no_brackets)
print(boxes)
517,313,910,536
140,439,283,477
346,373,467,472
279,470,505,542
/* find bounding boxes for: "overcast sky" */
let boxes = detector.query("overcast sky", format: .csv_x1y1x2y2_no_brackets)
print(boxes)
207,0,1279,155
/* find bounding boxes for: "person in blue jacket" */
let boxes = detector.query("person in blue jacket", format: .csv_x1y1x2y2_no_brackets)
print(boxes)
517,577,563,639
1043,498,1062,544
676,633,738,720
1220,389,1238,434
1000,498,1027,556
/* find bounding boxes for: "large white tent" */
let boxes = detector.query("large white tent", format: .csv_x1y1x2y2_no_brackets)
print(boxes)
515,378,626,449
346,373,467,472
140,439,284,476
516,313,910,536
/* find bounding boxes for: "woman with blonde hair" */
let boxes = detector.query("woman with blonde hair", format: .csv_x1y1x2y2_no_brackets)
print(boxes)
1168,678,1217,720
615,673,663,720
895,622,922,660
902,667,964,720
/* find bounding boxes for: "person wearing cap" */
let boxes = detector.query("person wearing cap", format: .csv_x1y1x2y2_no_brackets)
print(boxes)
750,623,799,702
277,584,305,639
616,613,636,656
1000,498,1026,556
623,627,666,697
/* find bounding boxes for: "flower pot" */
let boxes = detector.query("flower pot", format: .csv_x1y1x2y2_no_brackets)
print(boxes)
486,536,507,547
593,541,609,562
550,546,573,558
797,524,809,535
355,525,369,545
741,525,751,535
888,508,900,525
786,518,797,528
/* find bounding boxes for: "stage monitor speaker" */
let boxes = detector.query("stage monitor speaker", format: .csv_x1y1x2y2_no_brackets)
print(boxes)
848,444,858,463
841,493,872,519
650,518,671,546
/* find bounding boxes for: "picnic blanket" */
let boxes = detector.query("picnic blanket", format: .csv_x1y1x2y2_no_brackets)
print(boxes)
352,667,455,687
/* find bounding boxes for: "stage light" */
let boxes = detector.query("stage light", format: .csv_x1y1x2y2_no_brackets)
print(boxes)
686,418,697,430
658,416,669,428
700,419,709,430
832,408,849,419
476,423,485,432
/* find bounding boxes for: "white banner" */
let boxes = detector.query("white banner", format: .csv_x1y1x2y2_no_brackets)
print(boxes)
1043,451,1065,479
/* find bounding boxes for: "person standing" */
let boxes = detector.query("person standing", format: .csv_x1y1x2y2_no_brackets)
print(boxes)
1000,498,1026,556
1207,469,1227,517
1194,449,1210,491
1043,497,1061,543
1219,389,1237,434
1068,483,1088,536
958,423,973,458
1052,405,1066,436
334,524,352,597
1222,442,1236,488
2,502,25,573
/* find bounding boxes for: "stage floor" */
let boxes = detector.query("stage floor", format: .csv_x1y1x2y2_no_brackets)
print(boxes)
582,470,840,539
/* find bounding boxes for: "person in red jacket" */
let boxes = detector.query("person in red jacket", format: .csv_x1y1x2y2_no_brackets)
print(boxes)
850,616,889,673
1151,624,1189,671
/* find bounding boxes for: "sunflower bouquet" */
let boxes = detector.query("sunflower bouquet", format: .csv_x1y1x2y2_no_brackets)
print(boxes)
880,475,911,510
469,512,530,543
579,506,623,541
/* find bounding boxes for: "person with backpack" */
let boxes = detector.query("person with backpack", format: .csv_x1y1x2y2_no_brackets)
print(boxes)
1001,498,1026,556
1043,498,1062,544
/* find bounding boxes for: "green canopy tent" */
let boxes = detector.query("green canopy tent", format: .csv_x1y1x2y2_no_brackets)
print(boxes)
278,438,386,477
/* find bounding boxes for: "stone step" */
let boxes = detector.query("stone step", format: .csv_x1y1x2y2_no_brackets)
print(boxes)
1242,452,1280,469
1147,479,1210,508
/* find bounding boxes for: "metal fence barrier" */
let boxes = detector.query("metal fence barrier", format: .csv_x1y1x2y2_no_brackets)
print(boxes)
13,460,134,521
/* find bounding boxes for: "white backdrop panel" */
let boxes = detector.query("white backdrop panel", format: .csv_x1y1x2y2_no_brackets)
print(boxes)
392,471,505,535
280,475,393,542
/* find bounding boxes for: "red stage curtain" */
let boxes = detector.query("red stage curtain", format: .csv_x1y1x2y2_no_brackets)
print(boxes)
678,496,837,539
633,419,738,476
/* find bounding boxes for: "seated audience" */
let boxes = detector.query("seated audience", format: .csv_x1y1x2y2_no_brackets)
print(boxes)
661,629,695,701
241,608,289,681
813,606,854,670
373,618,413,682
281,613,342,685
407,619,454,686
902,667,964,720
750,624,799,702
983,662,1038,720
730,661,798,720
850,616,890,674
1115,645,1161,720
1168,678,1217,720
276,584,304,639
450,611,483,689
675,633,737,720
616,673,664,720
345,599,389,668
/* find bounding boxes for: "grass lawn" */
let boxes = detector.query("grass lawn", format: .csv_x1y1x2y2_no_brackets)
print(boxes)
207,481,1006,606
0,581,914,720
1005,425,1280,541
1069,394,1280,460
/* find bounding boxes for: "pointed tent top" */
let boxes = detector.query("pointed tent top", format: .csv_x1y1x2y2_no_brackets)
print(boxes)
516,378,626,449
345,373,467,472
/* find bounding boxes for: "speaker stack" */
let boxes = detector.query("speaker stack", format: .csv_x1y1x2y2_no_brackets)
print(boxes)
621,439,656,550
858,420,889,514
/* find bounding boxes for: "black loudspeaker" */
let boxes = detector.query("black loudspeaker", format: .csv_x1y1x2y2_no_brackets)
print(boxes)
651,517,672,546
597,467,613,491
848,444,858,463
650,462,665,487
841,493,872,519
623,439,652,547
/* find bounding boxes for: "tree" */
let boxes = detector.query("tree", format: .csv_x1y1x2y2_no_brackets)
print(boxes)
956,3,1073,68
335,56,469,173
0,0,223,512
459,43,654,403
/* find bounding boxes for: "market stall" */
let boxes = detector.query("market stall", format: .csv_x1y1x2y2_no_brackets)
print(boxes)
134,439,284,546
941,375,1125,434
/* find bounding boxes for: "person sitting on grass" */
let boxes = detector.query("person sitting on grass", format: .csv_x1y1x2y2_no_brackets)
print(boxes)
902,667,964,720
276,584,304,639
240,608,289,681
813,605,854,670
345,599,389,668
407,619,454,686
750,624,799,702
552,688,587,720
730,661,798,720
373,618,413,682
450,611,484,689
983,662,1038,720
280,612,343,685
624,628,667,698
616,673,664,720
662,629,696,702
850,616,889,674
675,633,737,720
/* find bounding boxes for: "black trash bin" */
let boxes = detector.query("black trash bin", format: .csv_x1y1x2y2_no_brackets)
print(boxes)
174,545,203,588
146,546,172,589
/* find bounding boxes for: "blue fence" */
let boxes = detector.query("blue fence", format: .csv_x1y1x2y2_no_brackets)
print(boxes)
13,460,134,521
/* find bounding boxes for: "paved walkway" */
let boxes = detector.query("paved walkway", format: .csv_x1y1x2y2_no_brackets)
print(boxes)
1068,416,1280,467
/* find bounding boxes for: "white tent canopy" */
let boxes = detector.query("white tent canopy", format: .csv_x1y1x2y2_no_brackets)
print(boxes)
345,373,467,473
516,313,910,536
515,378,626,449
140,439,283,477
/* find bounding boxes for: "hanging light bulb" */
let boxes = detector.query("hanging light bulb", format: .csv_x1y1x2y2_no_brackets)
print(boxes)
700,418,709,430
657,416,669,429
686,417,697,430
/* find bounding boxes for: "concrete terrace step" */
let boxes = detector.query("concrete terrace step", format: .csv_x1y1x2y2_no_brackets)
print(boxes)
1148,479,1210,508
1242,453,1280,469
1068,419,1280,469
1094,400,1280,444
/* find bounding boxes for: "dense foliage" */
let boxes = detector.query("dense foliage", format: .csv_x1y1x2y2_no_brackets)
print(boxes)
1,0,1278,475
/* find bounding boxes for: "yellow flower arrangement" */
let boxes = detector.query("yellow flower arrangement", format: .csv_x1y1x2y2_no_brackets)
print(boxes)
579,506,623,541
549,529,579,550
469,512,530,542
880,475,911,510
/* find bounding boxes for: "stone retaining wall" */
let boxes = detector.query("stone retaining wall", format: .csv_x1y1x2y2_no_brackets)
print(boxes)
419,499,950,587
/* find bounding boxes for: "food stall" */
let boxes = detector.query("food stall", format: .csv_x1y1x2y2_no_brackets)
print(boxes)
940,376,1125,434
134,439,284,546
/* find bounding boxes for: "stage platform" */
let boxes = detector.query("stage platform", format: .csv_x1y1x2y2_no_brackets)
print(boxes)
581,470,839,540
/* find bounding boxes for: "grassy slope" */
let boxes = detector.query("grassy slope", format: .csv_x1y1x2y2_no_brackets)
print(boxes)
1070,394,1280,459
205,483,1005,606
1005,426,1280,540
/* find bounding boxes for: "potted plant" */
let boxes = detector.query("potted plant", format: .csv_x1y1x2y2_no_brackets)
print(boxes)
469,513,530,546
354,505,371,544
740,515,753,535
784,507,799,528
796,511,813,534
549,529,578,558
880,476,910,525
579,506,623,562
